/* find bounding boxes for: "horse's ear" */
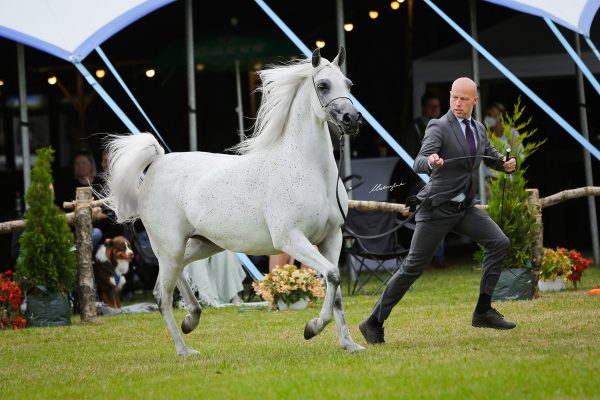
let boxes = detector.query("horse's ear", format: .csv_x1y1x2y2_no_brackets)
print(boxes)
333,46,346,68
312,48,321,68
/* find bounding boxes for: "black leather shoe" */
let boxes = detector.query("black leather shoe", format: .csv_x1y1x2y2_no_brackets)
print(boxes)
359,320,385,344
472,308,516,330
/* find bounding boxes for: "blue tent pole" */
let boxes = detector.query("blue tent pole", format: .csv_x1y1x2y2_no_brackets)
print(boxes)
253,0,428,183
70,57,140,134
423,0,600,162
584,36,600,63
95,47,172,152
544,18,600,96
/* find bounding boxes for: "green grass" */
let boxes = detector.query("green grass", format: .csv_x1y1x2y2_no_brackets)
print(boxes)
2,264,599,400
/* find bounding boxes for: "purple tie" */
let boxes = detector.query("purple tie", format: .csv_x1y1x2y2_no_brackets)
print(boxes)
463,119,476,157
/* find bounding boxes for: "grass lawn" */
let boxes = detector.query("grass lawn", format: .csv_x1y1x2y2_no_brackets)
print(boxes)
2,264,599,400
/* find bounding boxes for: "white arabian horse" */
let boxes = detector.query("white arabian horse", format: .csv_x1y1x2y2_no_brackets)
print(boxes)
105,47,365,356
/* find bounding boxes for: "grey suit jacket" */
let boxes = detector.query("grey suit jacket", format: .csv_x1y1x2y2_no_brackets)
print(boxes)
413,109,505,209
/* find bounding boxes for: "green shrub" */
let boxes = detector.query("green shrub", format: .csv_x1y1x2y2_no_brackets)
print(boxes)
16,147,76,293
475,98,545,268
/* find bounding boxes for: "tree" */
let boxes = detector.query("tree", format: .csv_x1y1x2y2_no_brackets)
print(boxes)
16,147,76,293
475,98,545,269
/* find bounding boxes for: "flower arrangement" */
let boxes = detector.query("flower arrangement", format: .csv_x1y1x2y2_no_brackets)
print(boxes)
540,248,593,288
252,264,325,309
0,271,27,330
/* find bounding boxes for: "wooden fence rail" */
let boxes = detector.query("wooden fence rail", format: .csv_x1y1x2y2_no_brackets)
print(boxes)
0,185,597,316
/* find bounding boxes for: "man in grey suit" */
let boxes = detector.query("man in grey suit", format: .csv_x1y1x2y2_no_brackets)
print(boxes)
359,77,517,344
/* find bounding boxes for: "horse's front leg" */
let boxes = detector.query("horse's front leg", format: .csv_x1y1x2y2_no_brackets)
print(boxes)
318,230,365,353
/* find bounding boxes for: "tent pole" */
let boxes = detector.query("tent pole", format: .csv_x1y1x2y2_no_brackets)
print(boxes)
575,33,600,262
234,59,244,142
336,0,352,197
17,43,31,193
469,0,486,205
185,0,197,151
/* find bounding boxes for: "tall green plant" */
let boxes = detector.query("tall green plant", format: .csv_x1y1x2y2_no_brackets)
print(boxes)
16,147,76,293
475,98,545,268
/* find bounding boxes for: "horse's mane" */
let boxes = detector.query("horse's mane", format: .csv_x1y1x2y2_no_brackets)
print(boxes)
232,59,326,154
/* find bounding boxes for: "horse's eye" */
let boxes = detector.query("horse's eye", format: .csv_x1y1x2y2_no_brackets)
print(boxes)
317,83,326,90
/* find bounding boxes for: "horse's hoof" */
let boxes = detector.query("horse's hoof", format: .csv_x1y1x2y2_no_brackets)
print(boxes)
344,342,366,353
304,318,319,340
177,347,201,357
181,314,199,334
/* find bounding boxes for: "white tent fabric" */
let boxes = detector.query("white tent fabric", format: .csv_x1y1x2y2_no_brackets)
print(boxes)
483,0,600,35
0,0,175,61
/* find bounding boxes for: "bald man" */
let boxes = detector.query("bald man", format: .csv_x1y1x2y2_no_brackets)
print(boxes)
359,78,518,344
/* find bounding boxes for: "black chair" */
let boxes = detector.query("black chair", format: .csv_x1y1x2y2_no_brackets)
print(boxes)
342,209,413,295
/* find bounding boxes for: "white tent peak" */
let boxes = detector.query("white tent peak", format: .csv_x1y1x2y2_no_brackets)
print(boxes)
0,0,176,61
483,0,600,36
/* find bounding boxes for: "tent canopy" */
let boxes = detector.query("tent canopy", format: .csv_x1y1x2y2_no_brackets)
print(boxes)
483,0,600,36
0,0,175,61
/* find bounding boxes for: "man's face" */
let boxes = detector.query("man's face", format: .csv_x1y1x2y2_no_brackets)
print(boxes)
449,82,478,119
422,98,441,119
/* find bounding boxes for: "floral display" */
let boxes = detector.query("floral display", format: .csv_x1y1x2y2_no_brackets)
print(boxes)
0,271,27,330
252,264,325,309
540,248,593,288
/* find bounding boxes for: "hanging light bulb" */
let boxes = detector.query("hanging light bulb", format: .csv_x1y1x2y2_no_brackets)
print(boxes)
369,11,379,19
145,69,156,78
95,69,106,78
315,40,326,48
344,23,354,32
391,1,400,10
0,80,4,86
47,75,57,85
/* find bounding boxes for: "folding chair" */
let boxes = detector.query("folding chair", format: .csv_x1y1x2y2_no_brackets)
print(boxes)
343,209,412,295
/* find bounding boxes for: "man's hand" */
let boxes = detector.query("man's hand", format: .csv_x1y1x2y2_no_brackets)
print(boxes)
428,153,444,169
503,157,516,173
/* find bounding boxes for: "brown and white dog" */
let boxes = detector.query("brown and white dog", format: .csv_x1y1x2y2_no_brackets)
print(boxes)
94,236,134,309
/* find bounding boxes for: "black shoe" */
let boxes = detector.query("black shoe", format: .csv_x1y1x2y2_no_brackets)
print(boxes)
359,320,385,344
472,308,516,330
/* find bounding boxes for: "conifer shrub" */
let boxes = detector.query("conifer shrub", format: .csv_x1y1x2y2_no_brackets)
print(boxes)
475,98,545,268
16,147,76,293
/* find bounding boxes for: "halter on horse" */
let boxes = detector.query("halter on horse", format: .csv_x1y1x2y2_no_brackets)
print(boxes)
104,47,364,356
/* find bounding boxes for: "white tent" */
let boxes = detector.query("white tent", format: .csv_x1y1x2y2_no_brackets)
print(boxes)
0,0,175,61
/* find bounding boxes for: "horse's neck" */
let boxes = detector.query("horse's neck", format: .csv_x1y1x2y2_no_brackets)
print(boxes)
279,88,334,169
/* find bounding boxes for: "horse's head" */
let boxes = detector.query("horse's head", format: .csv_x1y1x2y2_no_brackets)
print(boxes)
310,47,362,137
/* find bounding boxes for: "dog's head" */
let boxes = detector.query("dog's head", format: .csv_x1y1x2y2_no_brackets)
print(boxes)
104,236,134,275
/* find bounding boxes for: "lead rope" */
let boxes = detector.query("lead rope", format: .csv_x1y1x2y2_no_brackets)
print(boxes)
336,150,511,240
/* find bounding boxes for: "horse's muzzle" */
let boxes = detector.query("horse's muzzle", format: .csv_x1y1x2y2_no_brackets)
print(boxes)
340,110,362,137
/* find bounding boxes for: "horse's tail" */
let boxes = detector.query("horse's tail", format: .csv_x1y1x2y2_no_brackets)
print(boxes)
104,133,164,223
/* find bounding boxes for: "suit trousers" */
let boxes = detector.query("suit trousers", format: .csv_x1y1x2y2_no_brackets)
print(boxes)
371,202,509,323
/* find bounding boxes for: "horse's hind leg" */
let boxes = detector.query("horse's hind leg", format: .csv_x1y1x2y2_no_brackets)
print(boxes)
177,276,201,334
177,237,223,334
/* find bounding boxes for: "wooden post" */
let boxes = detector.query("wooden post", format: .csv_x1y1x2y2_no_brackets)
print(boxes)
74,187,97,323
527,188,543,288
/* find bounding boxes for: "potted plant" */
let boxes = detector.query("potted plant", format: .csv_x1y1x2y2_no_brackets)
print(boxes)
15,147,77,327
252,264,325,310
475,98,545,300
539,247,571,291
0,270,27,330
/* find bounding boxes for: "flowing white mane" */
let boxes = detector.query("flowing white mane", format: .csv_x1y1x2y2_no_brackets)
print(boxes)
233,59,328,155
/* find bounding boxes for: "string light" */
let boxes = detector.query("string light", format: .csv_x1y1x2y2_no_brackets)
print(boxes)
391,1,400,10
47,75,57,85
195,64,205,72
369,11,379,19
315,40,325,48
0,80,4,86
95,69,106,78
145,69,156,78
344,23,354,32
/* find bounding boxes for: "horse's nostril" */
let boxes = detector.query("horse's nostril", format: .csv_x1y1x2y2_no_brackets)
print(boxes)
342,113,352,125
